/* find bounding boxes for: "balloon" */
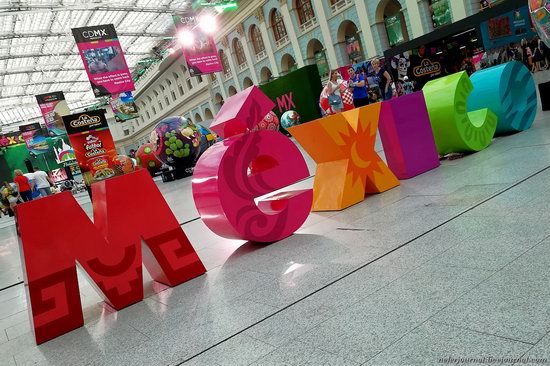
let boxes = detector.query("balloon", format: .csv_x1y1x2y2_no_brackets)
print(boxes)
280,110,301,129
530,0,550,47
136,143,162,171
252,111,280,132
196,124,220,158
149,116,201,167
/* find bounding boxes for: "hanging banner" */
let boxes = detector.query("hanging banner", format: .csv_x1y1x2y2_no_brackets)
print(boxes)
109,91,139,122
62,110,118,186
173,12,223,76
429,0,453,28
35,92,71,137
385,14,405,47
19,123,49,155
72,24,135,97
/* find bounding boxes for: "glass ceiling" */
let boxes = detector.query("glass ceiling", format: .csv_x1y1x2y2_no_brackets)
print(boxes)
0,0,191,130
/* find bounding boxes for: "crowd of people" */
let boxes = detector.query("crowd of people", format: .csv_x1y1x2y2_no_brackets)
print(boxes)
482,36,549,73
0,167,54,217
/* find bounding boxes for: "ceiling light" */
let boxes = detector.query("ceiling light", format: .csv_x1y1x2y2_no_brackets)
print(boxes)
198,14,217,34
178,30,195,47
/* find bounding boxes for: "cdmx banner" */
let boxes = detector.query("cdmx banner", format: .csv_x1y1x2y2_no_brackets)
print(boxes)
17,61,538,345
173,12,223,76
72,24,135,97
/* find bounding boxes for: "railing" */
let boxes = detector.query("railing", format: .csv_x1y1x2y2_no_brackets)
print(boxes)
238,62,248,72
211,78,218,87
223,71,232,80
275,35,289,49
330,0,352,14
299,17,317,33
255,50,267,61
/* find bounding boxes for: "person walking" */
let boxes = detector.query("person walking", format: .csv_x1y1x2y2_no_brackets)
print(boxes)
13,169,33,202
32,167,54,197
532,38,543,73
371,59,393,101
347,66,369,108
1,181,18,216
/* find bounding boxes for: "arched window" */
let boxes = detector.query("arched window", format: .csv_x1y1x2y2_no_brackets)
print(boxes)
271,9,287,42
296,0,315,25
250,25,265,55
233,39,246,66
219,50,231,74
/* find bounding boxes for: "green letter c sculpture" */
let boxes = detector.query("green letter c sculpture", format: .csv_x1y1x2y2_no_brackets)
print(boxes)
422,71,497,155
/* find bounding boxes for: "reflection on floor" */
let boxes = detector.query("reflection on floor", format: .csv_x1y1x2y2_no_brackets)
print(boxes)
2,79,550,365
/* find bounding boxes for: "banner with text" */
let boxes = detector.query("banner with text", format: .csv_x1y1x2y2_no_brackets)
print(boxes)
35,92,71,137
72,24,135,97
173,12,223,76
62,110,118,186
110,91,139,122
19,123,49,155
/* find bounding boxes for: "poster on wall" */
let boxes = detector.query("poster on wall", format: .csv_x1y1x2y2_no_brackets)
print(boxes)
345,35,362,62
430,0,452,28
62,110,118,186
48,168,69,183
35,92,71,137
480,6,535,50
72,24,135,97
385,14,404,47
173,12,223,76
314,51,329,78
110,91,139,122
19,123,49,155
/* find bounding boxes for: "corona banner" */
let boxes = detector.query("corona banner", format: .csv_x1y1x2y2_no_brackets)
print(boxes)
72,24,135,97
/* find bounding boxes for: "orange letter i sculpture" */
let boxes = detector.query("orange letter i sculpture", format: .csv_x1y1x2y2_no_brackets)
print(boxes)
288,104,400,211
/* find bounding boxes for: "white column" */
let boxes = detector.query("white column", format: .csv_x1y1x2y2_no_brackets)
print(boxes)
405,0,425,38
258,21,280,76
225,50,242,91
216,72,228,100
279,2,305,67
311,0,338,68
241,38,259,85
353,0,378,58
208,101,216,114
450,0,467,22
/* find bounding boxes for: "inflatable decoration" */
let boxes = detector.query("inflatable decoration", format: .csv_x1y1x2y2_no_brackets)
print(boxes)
379,91,440,179
136,143,162,171
288,104,399,211
251,111,280,132
469,61,537,135
422,71,497,155
530,0,550,47
193,86,313,242
112,155,135,175
280,110,301,129
196,124,220,158
149,116,201,167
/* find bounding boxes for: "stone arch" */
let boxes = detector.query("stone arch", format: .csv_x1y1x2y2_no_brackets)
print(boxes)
280,53,297,74
375,0,410,48
337,20,365,64
260,66,273,83
194,113,203,122
204,108,214,120
243,76,254,89
228,85,237,96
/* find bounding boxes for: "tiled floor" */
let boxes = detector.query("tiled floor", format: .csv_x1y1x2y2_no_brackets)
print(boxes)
2,75,550,365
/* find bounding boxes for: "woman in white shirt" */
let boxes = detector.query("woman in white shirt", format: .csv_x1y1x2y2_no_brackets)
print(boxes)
326,70,344,112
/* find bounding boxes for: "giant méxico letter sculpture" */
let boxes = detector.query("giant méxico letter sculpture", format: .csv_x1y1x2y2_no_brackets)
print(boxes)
17,169,206,344
288,104,400,211
378,91,440,179
469,61,537,135
423,71,498,155
192,86,312,242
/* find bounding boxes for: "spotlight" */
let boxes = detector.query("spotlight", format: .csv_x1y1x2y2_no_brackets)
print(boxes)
178,30,195,47
199,14,217,34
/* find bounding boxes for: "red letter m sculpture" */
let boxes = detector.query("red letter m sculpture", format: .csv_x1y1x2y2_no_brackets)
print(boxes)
16,169,206,344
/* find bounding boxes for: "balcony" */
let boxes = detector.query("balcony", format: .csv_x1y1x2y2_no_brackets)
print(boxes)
299,17,317,34
223,71,232,81
275,35,290,49
238,62,248,72
211,78,218,87
255,50,267,61
331,0,352,14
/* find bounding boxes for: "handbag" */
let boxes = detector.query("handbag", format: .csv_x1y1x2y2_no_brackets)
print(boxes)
328,94,342,106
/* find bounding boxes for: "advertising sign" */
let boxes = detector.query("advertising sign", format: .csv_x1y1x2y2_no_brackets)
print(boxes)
173,12,223,76
62,110,118,185
385,14,405,47
19,123,49,155
72,24,135,97
48,168,69,183
480,6,536,49
345,35,362,62
35,92,71,137
0,132,25,147
109,91,139,122
430,0,453,28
